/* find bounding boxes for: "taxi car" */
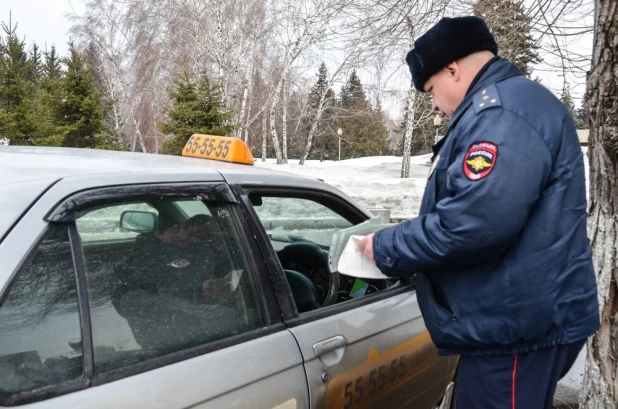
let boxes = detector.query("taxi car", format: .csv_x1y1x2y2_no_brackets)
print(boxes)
0,135,457,409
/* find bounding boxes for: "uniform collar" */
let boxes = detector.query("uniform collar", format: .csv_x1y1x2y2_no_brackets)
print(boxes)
431,57,522,160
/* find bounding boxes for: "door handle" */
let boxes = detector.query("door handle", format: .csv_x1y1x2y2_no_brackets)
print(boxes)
313,335,348,356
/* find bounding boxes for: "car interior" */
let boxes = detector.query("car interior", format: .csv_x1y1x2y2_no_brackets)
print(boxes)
247,192,399,314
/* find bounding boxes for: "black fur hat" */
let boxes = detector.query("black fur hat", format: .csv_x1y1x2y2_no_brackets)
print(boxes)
406,16,498,92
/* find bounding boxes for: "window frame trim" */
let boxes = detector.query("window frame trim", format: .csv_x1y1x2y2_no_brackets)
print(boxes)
226,202,283,326
45,182,238,223
68,223,95,379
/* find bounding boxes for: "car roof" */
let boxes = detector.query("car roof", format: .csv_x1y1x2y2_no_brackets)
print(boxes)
0,147,369,238
1,146,266,182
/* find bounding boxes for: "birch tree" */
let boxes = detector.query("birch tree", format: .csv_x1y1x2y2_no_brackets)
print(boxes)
580,1,618,407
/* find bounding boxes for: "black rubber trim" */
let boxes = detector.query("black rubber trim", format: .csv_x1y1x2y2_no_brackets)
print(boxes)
46,183,237,222
228,203,283,325
68,223,95,378
229,186,299,320
0,379,90,407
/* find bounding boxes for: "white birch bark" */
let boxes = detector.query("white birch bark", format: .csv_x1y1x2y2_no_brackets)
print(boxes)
401,85,416,178
282,76,288,164
300,87,329,166
261,110,268,162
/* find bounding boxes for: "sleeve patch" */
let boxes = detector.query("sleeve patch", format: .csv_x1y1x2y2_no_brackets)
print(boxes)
463,142,498,181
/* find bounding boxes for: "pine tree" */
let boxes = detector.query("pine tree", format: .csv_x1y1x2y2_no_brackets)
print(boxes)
473,0,541,76
304,62,335,160
577,92,589,129
0,20,39,144
35,45,65,146
337,70,388,159
27,43,42,82
340,70,367,110
560,84,584,128
54,42,111,148
43,45,62,79
160,68,235,155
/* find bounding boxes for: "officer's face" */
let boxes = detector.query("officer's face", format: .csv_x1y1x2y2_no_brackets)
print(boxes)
424,63,467,117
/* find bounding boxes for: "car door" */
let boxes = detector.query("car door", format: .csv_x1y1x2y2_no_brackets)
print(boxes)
236,186,457,409
0,177,308,409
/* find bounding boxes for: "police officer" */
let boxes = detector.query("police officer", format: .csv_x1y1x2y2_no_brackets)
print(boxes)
358,16,599,409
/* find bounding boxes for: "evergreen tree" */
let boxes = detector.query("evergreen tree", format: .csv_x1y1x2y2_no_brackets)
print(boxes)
43,45,62,79
304,62,335,160
27,43,42,82
35,45,65,146
340,69,367,110
473,0,541,76
54,42,111,148
560,84,584,128
337,70,388,158
577,92,589,129
160,68,235,155
0,21,38,144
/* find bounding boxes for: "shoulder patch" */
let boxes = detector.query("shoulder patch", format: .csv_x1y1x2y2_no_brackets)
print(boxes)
463,142,498,181
473,84,502,114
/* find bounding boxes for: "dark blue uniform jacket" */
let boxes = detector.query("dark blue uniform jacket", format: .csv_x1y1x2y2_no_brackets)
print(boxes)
373,58,599,356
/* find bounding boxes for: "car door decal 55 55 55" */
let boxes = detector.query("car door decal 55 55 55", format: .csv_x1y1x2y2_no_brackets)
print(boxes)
326,332,437,409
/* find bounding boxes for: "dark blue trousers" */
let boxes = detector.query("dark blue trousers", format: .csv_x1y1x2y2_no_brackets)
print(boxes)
455,341,585,409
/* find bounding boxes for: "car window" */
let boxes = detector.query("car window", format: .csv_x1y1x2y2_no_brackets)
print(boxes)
76,198,264,373
250,195,396,314
253,197,353,250
76,203,158,243
0,225,83,395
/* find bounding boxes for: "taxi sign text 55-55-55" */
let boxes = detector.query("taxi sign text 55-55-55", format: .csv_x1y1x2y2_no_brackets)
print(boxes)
182,134,254,165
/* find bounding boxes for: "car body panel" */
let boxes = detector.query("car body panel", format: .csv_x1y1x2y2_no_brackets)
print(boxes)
287,291,454,409
0,147,456,409
10,333,308,409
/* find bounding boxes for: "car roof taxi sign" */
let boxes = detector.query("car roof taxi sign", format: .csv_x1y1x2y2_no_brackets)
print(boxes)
182,134,254,165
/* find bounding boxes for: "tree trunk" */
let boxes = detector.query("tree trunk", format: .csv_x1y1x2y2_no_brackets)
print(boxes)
401,84,416,178
215,1,229,111
237,43,255,139
244,95,253,143
269,94,283,164
580,1,618,407
261,110,267,162
300,87,329,166
282,76,288,164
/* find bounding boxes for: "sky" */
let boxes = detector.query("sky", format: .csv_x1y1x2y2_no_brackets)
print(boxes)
2,0,83,55
2,0,592,117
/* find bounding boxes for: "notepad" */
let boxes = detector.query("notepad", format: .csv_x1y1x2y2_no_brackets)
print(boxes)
337,235,390,279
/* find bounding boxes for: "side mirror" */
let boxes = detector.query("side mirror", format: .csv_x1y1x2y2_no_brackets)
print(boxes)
120,211,158,233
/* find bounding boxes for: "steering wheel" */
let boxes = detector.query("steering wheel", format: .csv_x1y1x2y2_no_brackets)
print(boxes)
277,243,339,307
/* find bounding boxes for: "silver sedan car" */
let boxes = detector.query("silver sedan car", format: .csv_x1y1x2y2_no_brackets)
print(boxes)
0,138,456,409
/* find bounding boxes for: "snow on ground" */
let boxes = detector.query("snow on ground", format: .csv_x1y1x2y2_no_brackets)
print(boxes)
255,155,433,220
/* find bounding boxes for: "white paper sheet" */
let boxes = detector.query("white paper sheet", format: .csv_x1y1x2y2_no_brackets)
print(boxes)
337,235,390,279
225,269,243,291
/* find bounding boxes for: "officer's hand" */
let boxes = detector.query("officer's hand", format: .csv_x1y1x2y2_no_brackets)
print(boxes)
358,233,376,264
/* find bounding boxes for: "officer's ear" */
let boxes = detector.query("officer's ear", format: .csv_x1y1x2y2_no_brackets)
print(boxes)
444,62,461,82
